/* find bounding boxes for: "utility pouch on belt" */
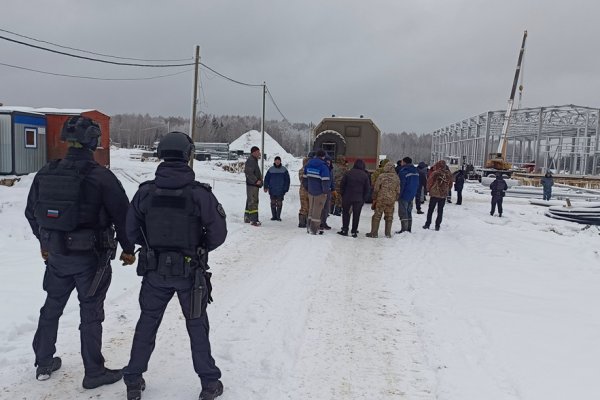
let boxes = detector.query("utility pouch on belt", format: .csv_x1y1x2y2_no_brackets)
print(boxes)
65,229,97,251
136,246,157,276
40,228,67,255
157,251,191,278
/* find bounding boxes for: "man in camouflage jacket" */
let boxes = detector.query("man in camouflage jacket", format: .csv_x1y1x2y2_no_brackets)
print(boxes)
366,162,400,238
298,157,309,227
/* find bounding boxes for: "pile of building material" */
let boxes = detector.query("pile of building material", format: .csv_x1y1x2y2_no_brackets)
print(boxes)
544,203,600,225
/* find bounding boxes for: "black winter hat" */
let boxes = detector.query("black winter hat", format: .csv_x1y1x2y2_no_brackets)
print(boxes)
402,157,413,164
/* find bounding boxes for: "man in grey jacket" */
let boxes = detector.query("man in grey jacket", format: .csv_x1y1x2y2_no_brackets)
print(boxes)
244,146,263,226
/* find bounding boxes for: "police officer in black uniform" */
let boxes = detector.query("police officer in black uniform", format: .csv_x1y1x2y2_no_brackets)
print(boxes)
123,132,227,400
24,116,136,388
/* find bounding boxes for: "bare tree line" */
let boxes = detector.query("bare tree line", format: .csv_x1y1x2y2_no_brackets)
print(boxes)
109,113,432,160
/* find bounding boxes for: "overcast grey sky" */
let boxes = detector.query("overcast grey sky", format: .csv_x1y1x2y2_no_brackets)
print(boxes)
1,0,599,133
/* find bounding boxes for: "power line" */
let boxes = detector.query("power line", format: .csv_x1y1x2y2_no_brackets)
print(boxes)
0,35,195,67
0,27,192,62
200,62,263,87
0,61,193,81
266,86,289,122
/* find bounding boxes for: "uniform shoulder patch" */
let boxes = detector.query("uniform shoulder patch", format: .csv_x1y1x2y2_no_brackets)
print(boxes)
217,203,226,218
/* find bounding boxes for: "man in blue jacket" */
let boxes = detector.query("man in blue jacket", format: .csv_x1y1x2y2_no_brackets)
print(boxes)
302,150,331,234
264,156,290,221
397,157,420,233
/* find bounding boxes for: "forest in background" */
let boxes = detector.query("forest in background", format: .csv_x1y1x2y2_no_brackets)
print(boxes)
110,113,432,163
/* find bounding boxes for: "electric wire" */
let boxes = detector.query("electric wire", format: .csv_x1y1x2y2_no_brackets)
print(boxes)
0,29,293,121
0,61,192,80
0,35,195,67
0,27,192,62
200,62,263,87
265,86,289,122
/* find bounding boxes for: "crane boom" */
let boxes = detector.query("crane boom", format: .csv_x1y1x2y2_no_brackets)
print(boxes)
496,30,528,157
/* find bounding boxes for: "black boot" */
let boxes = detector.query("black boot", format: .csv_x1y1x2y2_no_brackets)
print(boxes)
276,204,282,221
126,378,146,400
36,357,62,381
82,368,123,389
270,205,277,220
298,214,307,228
199,380,224,400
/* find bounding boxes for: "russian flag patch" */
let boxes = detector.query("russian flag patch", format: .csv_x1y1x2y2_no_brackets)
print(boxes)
47,209,60,218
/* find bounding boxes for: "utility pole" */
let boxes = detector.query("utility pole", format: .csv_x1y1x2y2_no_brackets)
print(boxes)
189,45,200,167
261,82,266,174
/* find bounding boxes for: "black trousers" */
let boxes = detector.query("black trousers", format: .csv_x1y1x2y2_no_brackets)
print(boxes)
270,195,284,218
425,197,446,228
456,189,463,205
123,272,220,386
33,262,111,377
342,200,364,233
491,196,504,215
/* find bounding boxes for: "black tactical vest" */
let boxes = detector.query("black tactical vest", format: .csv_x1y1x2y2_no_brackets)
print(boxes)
34,159,98,232
142,183,203,278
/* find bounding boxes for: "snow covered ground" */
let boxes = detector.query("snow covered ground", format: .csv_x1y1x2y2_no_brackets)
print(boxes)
1,148,599,400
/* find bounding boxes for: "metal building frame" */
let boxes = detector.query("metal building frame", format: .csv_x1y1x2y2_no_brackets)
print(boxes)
430,104,600,176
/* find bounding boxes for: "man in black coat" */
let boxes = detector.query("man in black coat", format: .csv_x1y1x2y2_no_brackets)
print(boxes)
338,159,370,238
24,116,135,388
244,146,263,226
123,132,227,400
490,173,508,217
453,170,465,205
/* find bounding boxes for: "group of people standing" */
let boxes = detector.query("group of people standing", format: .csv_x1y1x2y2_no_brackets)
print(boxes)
244,147,537,236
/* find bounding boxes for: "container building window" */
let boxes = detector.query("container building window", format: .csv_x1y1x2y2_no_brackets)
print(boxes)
25,128,37,149
345,126,360,137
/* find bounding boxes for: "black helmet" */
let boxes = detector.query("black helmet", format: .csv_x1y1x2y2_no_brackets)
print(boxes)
157,131,194,161
60,116,101,150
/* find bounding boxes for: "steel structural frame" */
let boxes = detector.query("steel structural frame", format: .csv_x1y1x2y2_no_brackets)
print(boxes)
429,104,600,175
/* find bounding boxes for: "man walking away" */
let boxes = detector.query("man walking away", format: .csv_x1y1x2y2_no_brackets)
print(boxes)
264,156,290,221
366,162,400,238
541,171,554,201
338,159,370,238
396,157,419,233
490,173,508,217
244,146,263,226
454,169,465,205
303,150,331,234
423,160,453,231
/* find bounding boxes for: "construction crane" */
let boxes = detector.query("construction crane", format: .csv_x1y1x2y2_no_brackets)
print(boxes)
485,30,528,173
